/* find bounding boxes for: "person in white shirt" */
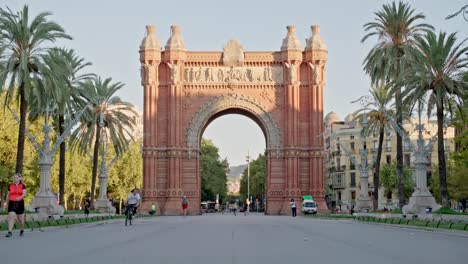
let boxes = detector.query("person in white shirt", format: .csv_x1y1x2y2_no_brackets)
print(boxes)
290,199,297,217
127,188,141,215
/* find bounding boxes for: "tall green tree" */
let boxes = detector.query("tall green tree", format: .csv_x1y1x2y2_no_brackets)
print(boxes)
239,154,266,203
353,84,394,210
361,1,433,208
402,31,468,207
200,139,229,202
0,5,71,174
30,48,93,205
70,77,136,206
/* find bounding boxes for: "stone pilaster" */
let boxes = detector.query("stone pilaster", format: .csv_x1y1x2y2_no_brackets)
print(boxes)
140,25,161,211
280,25,303,215
163,25,187,212
305,25,328,211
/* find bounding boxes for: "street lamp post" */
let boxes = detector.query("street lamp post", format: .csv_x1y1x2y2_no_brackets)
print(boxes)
95,112,128,214
246,151,250,212
355,95,441,214
379,102,441,214
8,99,94,217
331,112,374,212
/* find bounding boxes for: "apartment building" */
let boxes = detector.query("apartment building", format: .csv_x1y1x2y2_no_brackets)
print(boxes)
323,111,455,210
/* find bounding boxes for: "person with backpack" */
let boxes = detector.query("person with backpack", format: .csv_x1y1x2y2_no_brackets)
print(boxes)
182,196,188,216
5,173,27,237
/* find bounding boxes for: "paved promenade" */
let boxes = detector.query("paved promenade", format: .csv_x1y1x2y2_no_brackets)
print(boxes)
1,213,467,264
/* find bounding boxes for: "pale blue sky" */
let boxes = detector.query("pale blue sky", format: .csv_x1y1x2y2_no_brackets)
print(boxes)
3,0,467,166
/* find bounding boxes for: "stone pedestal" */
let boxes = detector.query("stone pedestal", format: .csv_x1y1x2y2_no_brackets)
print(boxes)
403,190,441,214
355,198,373,212
95,199,116,214
30,154,64,216
30,194,64,217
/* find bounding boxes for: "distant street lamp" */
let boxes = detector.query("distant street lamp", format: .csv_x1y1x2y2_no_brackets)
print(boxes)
246,151,250,212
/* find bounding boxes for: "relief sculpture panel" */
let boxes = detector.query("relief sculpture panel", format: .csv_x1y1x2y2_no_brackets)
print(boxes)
183,66,283,84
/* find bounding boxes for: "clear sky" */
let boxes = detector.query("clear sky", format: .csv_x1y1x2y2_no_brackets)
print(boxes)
3,0,467,166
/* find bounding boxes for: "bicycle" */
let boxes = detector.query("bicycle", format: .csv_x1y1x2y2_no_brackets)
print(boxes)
125,204,136,226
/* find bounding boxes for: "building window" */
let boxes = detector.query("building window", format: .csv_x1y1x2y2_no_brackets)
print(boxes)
351,191,356,200
386,155,392,164
350,161,355,170
385,140,392,151
350,142,355,150
350,172,356,187
386,191,392,200
338,191,342,201
350,135,354,139
404,141,411,152
404,154,411,166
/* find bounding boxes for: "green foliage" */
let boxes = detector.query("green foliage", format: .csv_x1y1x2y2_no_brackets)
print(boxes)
0,91,44,204
239,154,265,203
200,139,228,202
430,150,468,203
0,5,71,174
109,141,142,211
433,207,467,215
379,162,413,199
50,148,92,209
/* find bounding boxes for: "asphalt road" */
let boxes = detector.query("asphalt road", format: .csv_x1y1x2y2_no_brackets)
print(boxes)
1,213,467,264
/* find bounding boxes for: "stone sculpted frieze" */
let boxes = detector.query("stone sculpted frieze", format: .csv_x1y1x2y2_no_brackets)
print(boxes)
183,66,283,84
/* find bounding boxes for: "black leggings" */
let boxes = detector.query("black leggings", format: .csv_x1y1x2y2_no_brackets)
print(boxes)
291,207,297,217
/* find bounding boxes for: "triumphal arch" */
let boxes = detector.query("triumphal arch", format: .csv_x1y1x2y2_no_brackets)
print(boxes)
139,24,328,215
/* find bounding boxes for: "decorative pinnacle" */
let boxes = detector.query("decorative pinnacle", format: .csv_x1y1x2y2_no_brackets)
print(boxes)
306,24,327,51
140,25,161,51
281,25,302,51
165,25,186,51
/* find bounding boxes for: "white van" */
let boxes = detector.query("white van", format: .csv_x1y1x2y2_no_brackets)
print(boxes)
301,200,317,214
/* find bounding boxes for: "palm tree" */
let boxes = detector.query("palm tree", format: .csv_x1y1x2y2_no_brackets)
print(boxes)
402,31,468,207
30,48,93,206
0,5,71,174
361,1,433,208
353,84,394,210
71,77,136,206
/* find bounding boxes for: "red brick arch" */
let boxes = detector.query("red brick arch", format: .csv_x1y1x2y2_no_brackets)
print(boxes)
139,25,327,214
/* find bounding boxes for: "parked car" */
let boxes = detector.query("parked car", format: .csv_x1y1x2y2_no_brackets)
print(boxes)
301,200,317,214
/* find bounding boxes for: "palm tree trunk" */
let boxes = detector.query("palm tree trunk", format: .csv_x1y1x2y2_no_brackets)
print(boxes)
395,63,405,209
374,125,385,210
436,100,449,207
90,126,101,207
15,84,27,174
59,114,66,206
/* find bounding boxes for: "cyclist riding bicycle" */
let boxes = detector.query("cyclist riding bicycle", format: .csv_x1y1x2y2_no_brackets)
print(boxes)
126,188,141,216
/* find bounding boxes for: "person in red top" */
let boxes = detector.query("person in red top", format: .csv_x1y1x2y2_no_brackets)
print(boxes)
5,173,27,237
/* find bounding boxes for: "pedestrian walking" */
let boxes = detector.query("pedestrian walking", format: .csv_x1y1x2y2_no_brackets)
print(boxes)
290,198,297,217
232,203,237,216
84,198,91,218
182,195,188,216
5,173,27,237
